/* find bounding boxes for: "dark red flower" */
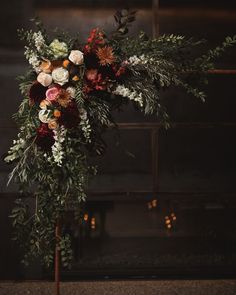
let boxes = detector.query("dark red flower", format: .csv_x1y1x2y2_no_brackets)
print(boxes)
58,101,80,128
29,81,47,104
84,52,100,69
115,67,126,77
84,69,108,93
86,69,98,81
84,28,106,54
83,85,93,94
113,65,126,77
36,123,54,150
84,44,91,54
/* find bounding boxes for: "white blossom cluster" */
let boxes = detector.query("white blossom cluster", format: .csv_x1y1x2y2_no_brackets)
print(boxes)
79,108,91,142
24,47,40,69
33,31,46,51
24,31,46,70
51,126,67,167
113,85,144,107
127,54,148,65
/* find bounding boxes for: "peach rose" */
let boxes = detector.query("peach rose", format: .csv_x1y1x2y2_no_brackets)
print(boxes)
40,99,51,110
37,72,52,87
39,60,52,73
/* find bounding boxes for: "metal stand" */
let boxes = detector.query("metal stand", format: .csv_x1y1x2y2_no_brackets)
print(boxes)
55,219,61,295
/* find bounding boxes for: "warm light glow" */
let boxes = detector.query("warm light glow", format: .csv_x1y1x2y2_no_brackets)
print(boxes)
148,199,158,209
152,199,157,207
171,213,177,221
148,202,152,209
167,224,172,229
91,217,96,230
165,216,169,220
84,213,88,221
165,219,171,224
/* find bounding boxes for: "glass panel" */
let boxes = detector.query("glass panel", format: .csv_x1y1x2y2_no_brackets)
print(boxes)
158,127,236,192
57,195,236,278
90,129,153,192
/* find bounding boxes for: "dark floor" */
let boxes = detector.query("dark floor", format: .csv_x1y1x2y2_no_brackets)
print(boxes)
0,280,236,295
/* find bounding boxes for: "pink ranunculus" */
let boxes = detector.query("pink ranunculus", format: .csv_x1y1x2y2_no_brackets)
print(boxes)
46,86,60,102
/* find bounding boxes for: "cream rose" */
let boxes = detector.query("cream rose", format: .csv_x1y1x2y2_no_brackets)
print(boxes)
52,67,69,85
37,72,52,87
38,109,51,123
49,39,68,59
68,50,84,65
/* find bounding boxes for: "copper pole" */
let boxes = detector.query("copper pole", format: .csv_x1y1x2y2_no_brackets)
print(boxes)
55,218,61,295
151,128,159,192
152,0,160,38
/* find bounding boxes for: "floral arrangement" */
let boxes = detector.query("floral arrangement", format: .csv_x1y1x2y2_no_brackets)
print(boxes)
5,10,236,267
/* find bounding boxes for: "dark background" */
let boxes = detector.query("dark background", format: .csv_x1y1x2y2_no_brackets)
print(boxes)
0,0,236,280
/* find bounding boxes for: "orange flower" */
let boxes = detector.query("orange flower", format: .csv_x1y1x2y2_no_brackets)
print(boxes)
72,75,80,81
56,89,71,107
39,60,52,73
53,109,61,118
48,119,58,130
96,46,116,66
63,59,70,68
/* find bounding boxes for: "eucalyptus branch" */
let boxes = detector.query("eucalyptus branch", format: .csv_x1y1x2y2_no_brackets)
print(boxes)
7,137,36,186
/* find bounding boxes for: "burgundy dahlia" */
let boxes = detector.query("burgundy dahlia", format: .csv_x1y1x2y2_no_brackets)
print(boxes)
36,123,54,150
58,101,80,129
29,81,47,104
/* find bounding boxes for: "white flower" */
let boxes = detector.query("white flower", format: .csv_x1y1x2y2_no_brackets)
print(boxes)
37,72,53,87
69,50,84,65
127,54,149,65
29,55,40,68
52,67,69,85
66,86,76,98
25,47,40,69
33,31,45,51
113,85,143,107
38,109,51,123
79,108,87,120
80,118,91,143
49,39,68,59
51,126,67,166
